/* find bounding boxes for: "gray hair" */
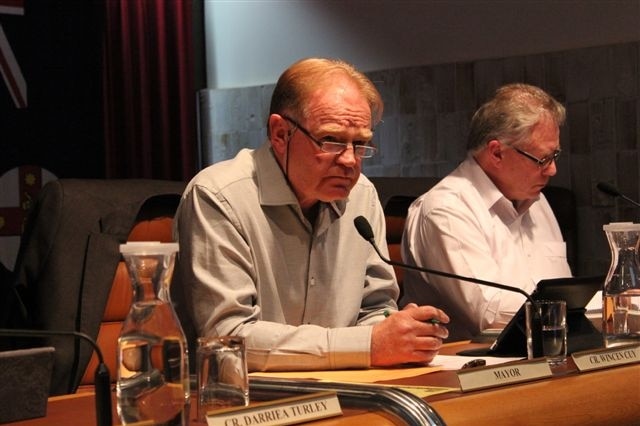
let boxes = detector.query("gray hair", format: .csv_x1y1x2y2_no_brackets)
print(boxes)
467,83,565,153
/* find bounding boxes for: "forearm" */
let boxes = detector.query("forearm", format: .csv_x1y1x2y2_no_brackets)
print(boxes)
239,321,373,371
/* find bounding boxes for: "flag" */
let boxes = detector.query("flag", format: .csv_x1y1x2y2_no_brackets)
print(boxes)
0,0,26,108
0,166,56,269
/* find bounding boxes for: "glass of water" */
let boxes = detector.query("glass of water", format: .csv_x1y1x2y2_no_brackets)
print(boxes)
526,300,567,364
196,336,249,422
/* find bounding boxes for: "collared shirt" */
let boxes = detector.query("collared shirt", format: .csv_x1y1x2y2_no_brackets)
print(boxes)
400,156,572,341
174,143,398,371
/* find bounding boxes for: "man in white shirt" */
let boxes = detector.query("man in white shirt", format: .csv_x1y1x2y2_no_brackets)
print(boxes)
175,58,449,372
400,83,572,341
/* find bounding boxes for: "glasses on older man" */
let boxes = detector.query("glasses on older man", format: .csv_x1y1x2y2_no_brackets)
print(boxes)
511,145,561,169
282,115,377,159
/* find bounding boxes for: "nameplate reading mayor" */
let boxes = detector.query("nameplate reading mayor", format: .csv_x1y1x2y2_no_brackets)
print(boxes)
456,358,552,392
206,391,342,426
572,344,640,372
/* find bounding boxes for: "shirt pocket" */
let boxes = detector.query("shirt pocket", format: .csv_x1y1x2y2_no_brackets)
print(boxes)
541,241,567,257
540,241,569,269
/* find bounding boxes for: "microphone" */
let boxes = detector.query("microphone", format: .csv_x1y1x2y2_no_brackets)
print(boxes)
0,329,112,426
353,215,543,357
597,182,640,208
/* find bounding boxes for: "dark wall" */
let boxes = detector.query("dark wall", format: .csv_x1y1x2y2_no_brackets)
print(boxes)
1,0,104,179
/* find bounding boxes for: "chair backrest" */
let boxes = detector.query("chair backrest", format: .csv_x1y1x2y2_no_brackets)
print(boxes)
369,177,441,290
383,195,420,289
13,179,185,395
79,196,178,386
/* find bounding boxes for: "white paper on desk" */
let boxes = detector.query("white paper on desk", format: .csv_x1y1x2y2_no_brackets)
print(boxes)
431,354,523,370
585,290,603,318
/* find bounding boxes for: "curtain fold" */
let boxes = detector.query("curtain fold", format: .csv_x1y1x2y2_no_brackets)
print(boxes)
103,0,197,181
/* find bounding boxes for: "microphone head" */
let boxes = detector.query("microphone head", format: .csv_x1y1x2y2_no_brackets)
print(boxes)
353,216,375,242
597,182,621,197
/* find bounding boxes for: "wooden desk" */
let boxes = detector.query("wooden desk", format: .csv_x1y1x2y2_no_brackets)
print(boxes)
397,342,640,425
9,341,640,425
7,392,395,426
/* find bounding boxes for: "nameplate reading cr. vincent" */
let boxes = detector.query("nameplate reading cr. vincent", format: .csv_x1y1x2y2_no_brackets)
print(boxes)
572,344,640,372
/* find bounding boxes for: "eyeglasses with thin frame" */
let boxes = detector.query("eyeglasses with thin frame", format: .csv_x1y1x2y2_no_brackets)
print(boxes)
510,145,561,169
281,115,377,159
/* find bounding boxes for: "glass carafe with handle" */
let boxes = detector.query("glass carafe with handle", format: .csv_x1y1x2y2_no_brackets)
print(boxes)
116,242,190,425
602,222,640,348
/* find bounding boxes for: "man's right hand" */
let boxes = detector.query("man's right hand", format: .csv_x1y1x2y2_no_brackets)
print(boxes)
370,303,449,366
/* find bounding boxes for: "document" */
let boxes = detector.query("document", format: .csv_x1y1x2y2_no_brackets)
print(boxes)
250,364,443,383
432,354,523,370
250,354,519,383
249,354,520,398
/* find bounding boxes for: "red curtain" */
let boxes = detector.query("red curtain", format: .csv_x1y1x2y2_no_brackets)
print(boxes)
103,0,197,181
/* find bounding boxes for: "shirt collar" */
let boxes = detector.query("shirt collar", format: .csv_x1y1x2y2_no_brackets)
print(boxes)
254,143,346,217
466,155,538,217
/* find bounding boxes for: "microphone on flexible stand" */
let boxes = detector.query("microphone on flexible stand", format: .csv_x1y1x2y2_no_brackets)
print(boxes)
596,182,640,208
353,215,543,357
0,329,112,426
354,216,536,304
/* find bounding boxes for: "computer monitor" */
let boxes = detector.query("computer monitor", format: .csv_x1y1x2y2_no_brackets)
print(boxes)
460,276,605,357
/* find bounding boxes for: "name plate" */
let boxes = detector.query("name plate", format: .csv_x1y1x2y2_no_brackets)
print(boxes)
572,344,640,372
456,359,552,392
206,391,342,426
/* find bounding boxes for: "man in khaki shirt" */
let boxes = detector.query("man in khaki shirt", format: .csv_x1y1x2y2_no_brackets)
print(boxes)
175,57,449,371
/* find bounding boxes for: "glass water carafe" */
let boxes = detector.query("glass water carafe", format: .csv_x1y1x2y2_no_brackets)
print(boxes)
602,222,640,348
116,242,190,425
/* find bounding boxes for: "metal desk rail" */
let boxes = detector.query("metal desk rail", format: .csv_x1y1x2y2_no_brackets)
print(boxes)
249,376,446,426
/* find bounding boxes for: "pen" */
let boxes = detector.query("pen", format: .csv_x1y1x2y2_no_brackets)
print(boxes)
383,309,441,324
